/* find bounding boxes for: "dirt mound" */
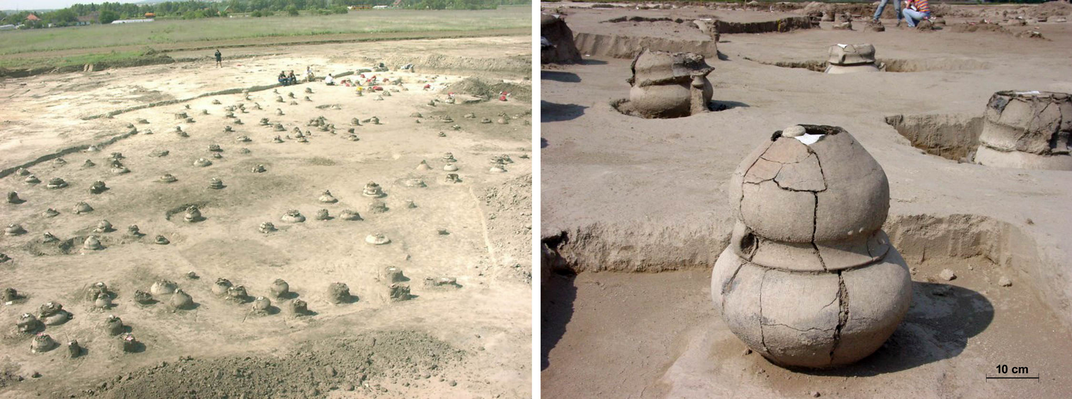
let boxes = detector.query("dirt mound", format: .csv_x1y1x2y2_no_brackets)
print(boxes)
365,53,529,76
797,1,947,19
714,17,815,34
443,77,531,101
948,23,1011,34
1035,1,1072,17
542,14,583,64
83,330,464,398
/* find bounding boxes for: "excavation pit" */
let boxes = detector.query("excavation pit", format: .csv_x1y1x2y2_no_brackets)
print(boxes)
0,33,532,398
543,212,1072,396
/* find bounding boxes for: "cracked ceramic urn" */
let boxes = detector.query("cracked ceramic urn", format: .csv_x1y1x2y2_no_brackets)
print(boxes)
974,91,1072,170
825,44,880,74
712,125,911,368
628,49,713,118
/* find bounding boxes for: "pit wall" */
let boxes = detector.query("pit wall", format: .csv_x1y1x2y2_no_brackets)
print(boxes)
713,17,814,34
572,33,719,59
885,114,984,161
543,213,1071,327
570,16,815,60
885,214,1069,327
543,217,732,273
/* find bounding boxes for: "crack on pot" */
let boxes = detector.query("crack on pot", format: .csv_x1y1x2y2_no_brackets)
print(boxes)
720,262,746,311
758,268,774,359
828,271,849,364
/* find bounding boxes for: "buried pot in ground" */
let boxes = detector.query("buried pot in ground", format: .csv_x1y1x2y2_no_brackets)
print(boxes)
825,43,880,74
974,90,1072,170
625,49,714,119
713,124,910,369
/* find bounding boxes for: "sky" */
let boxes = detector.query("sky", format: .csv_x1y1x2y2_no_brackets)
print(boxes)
0,0,141,11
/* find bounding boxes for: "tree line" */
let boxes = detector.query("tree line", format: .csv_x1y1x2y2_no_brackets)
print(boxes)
0,0,528,28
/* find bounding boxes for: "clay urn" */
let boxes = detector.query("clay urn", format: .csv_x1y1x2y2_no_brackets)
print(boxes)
712,124,911,368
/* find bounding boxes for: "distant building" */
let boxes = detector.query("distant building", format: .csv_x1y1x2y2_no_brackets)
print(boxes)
144,12,155,19
373,5,388,9
111,19,154,24
76,13,99,26
0,24,15,31
26,14,40,21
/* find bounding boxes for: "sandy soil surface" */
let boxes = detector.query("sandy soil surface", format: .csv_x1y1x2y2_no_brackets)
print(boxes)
542,3,1072,398
1,35,532,398
544,260,1072,398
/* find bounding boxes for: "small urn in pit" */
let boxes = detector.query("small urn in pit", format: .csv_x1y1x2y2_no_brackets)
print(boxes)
825,44,880,74
974,91,1072,170
626,49,714,118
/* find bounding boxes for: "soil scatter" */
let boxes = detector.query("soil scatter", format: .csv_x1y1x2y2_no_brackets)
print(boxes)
1,35,531,399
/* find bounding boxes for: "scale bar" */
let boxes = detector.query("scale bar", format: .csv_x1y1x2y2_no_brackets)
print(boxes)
986,376,1040,380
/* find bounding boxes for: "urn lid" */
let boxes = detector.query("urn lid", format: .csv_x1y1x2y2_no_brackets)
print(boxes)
827,44,876,66
729,125,890,247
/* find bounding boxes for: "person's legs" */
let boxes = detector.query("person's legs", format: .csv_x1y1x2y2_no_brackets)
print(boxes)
903,8,923,27
873,0,889,21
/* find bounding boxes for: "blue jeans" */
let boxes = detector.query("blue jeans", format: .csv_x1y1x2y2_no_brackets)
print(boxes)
903,9,930,27
873,0,902,21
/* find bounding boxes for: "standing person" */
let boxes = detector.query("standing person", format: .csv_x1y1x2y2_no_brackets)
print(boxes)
871,0,902,26
903,0,931,27
214,49,222,67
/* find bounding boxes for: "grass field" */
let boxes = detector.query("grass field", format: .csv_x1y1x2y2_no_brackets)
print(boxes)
0,7,529,70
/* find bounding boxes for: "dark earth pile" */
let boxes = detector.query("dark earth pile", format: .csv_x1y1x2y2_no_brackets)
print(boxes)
78,330,465,398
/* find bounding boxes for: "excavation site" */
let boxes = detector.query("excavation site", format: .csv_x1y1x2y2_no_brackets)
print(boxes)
542,1,1072,398
1,35,532,398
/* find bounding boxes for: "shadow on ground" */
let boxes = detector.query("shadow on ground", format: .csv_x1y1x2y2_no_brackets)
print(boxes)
542,100,587,123
789,282,994,376
542,71,581,83
541,272,577,370
710,100,749,111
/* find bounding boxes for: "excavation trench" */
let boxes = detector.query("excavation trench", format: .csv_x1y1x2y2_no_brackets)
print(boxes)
542,213,1070,327
885,113,984,161
572,16,815,60
751,58,991,73
573,33,719,59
